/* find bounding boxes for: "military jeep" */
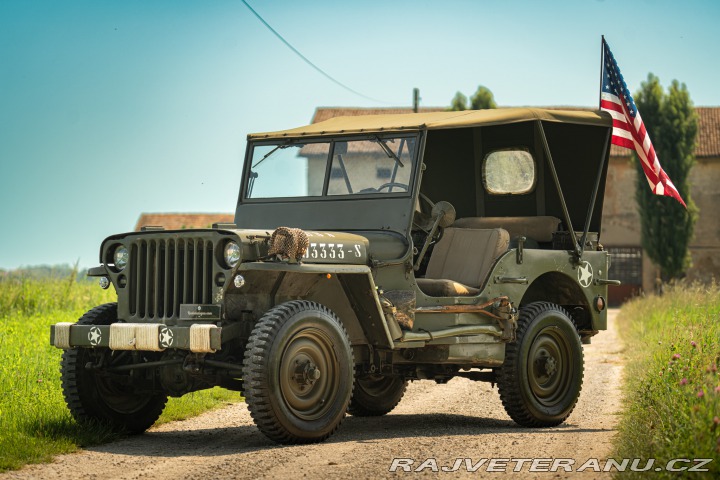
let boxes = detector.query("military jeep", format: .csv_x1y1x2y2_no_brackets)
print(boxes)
51,108,619,444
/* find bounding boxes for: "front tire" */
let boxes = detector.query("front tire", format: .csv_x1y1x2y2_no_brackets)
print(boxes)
242,301,354,444
60,303,168,434
348,374,407,417
496,302,583,427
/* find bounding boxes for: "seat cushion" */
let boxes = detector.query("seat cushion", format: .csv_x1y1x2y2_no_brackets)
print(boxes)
453,216,561,243
416,278,480,297
424,227,510,289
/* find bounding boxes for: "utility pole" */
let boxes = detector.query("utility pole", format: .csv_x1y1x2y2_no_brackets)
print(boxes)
413,88,420,113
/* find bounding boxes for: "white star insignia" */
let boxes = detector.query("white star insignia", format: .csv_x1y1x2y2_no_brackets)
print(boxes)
159,328,174,347
88,327,102,345
578,262,593,288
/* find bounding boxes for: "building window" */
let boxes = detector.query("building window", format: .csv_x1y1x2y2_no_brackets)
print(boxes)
608,247,642,284
330,167,344,179
376,167,392,179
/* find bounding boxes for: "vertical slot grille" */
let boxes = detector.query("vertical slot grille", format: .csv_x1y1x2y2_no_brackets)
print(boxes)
128,237,215,319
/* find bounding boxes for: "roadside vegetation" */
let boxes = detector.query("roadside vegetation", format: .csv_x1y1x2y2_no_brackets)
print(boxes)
0,275,240,472
614,282,720,478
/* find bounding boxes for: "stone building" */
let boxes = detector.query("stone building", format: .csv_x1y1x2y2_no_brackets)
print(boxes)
602,106,720,301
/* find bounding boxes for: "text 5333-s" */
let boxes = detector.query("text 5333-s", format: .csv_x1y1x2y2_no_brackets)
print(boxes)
304,243,362,260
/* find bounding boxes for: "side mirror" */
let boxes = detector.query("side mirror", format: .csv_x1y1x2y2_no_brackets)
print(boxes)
432,201,456,228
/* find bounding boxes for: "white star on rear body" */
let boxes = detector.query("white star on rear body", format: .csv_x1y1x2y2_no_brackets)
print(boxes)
578,262,593,288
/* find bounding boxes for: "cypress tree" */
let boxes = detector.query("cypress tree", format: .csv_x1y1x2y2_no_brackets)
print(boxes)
634,74,698,281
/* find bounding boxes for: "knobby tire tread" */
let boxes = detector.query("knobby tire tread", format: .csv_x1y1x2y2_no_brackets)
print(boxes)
496,302,584,428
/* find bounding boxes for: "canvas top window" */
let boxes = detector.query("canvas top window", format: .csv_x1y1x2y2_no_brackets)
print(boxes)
245,136,417,199
482,148,536,195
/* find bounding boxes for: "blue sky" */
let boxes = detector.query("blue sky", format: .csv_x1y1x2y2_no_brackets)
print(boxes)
1,0,718,270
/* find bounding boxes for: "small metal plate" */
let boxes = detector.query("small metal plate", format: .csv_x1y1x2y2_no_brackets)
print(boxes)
179,304,222,321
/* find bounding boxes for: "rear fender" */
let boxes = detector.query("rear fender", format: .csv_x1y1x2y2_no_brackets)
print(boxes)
521,271,597,335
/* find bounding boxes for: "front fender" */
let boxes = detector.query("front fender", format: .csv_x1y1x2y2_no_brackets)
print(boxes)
233,262,396,349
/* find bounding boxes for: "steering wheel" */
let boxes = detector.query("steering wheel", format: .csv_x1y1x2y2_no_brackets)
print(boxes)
413,193,448,242
359,182,409,194
377,182,409,192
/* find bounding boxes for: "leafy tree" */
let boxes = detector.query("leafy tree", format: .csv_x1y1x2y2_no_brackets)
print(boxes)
450,92,468,111
470,85,497,109
450,86,496,111
634,73,698,281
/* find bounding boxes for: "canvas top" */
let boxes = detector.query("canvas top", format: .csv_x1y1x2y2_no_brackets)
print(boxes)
248,108,612,140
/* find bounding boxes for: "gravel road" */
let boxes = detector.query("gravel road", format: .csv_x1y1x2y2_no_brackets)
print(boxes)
5,309,624,479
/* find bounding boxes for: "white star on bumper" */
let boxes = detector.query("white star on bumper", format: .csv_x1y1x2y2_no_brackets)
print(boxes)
88,327,102,346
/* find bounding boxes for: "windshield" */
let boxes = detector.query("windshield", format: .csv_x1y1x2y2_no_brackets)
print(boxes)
245,136,417,199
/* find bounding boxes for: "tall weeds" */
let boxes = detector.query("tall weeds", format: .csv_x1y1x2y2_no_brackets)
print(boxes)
614,282,720,478
0,276,238,472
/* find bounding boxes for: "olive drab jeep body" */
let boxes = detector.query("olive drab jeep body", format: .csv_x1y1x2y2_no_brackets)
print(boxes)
51,108,619,444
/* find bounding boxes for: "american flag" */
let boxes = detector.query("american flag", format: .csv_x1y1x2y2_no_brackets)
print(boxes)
600,38,686,208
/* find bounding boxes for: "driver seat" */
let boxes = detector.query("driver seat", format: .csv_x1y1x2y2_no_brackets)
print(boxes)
416,227,510,297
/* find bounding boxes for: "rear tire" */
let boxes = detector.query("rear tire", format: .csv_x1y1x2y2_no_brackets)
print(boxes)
348,374,407,417
496,302,583,427
242,301,354,444
60,303,168,434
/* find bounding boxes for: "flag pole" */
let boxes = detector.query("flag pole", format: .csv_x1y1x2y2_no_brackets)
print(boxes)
580,35,611,258
598,35,605,110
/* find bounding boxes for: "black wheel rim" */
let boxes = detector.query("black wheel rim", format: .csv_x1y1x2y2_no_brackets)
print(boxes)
82,350,155,414
527,326,572,406
357,374,398,397
279,327,338,421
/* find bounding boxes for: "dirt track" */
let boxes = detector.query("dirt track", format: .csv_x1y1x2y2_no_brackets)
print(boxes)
5,310,624,479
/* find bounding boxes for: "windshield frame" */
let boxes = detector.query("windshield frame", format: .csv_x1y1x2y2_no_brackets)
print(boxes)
240,133,421,203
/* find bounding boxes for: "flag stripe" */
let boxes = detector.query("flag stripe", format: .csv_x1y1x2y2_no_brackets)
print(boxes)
603,107,627,122
600,92,622,104
611,135,636,150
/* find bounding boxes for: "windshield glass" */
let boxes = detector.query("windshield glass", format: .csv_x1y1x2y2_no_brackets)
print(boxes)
245,136,417,199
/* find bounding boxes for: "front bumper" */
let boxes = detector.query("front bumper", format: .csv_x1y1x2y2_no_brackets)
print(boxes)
50,323,222,353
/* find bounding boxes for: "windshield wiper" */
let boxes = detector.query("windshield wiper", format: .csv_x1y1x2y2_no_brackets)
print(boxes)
374,136,404,168
247,171,258,197
252,141,293,169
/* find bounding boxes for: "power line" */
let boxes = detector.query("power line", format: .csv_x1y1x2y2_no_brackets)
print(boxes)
240,0,395,105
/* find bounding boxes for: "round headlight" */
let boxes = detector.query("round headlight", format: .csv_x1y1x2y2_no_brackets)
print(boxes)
224,241,241,268
114,245,129,271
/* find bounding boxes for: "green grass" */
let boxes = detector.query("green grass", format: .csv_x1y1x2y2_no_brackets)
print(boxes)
0,277,240,472
613,282,720,478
